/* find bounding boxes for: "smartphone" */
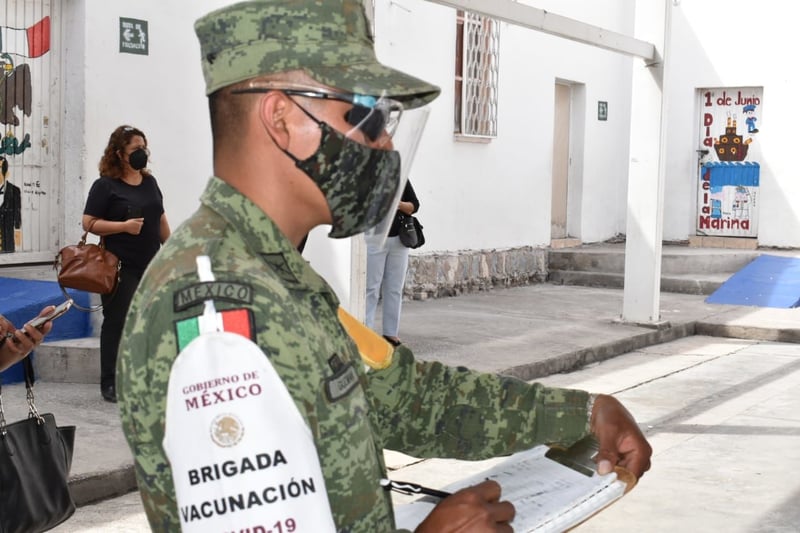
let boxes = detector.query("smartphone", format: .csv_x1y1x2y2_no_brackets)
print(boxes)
27,300,73,330
126,206,143,219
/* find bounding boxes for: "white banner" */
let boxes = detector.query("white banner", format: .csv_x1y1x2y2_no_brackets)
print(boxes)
164,331,336,533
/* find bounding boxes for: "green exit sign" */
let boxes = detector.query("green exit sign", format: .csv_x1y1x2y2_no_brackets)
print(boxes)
120,17,148,55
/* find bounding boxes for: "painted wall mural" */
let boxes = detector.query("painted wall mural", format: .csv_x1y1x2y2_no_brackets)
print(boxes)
696,87,763,238
0,156,21,252
0,15,51,252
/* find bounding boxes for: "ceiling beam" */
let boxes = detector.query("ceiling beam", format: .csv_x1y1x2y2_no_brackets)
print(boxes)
424,0,657,62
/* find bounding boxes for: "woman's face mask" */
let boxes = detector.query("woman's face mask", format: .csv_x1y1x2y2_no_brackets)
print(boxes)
128,148,148,171
280,103,402,239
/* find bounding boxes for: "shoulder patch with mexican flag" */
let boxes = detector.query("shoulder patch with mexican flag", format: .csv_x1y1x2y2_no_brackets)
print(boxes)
175,308,254,351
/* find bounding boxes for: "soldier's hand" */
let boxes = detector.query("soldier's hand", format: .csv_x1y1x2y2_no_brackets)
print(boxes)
591,393,652,478
415,480,515,532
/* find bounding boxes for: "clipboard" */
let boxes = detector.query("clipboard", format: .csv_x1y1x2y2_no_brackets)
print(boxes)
393,436,636,533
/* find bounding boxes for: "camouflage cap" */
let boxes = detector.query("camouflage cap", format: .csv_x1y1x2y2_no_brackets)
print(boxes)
195,0,441,109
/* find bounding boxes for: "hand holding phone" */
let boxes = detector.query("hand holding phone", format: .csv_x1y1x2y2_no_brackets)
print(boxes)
126,206,145,235
26,300,73,330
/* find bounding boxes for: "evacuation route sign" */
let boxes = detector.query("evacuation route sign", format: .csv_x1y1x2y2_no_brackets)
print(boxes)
119,17,148,55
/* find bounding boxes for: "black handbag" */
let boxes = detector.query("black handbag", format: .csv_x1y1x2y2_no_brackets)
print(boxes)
397,213,425,249
0,357,77,533
411,216,425,248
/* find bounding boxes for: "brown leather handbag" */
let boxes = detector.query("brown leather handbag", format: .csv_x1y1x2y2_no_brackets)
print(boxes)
54,219,121,306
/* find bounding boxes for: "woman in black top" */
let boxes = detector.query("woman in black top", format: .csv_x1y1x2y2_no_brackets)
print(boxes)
365,180,419,346
83,125,171,402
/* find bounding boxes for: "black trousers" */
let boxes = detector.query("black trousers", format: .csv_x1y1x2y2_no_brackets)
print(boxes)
99,267,142,391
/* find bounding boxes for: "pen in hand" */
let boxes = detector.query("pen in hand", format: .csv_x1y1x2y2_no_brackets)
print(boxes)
380,478,452,499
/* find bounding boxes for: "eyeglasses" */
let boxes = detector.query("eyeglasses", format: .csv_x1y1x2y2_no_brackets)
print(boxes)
231,87,403,142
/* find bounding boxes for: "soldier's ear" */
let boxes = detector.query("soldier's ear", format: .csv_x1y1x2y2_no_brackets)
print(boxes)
258,92,292,150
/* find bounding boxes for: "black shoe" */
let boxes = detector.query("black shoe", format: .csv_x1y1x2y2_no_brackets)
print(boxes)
101,385,117,403
382,335,402,347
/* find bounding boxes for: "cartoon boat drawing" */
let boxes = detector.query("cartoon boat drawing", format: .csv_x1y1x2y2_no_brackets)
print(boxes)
713,115,751,162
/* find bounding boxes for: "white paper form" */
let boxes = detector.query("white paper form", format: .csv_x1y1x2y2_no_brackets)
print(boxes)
393,445,626,533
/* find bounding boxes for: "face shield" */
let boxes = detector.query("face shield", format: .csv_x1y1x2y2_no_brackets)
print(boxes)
274,88,430,243
343,94,403,145
360,103,430,247
231,83,430,240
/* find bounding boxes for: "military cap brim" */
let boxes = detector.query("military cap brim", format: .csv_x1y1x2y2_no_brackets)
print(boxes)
195,0,441,109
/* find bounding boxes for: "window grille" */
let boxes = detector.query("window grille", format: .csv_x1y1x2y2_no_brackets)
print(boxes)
455,10,500,138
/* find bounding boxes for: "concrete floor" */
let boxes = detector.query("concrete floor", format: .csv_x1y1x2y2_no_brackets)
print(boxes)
58,334,800,532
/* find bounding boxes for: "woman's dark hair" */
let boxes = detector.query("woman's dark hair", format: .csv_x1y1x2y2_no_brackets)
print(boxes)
98,125,150,178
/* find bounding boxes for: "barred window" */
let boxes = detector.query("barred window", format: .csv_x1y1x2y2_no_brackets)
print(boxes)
455,10,500,138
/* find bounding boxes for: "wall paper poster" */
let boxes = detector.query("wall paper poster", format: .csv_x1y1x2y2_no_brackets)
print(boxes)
696,87,763,238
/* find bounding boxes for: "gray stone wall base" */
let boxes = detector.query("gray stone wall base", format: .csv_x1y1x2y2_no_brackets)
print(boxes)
405,246,547,300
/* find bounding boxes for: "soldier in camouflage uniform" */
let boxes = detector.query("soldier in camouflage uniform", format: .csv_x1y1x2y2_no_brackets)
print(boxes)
117,1,652,531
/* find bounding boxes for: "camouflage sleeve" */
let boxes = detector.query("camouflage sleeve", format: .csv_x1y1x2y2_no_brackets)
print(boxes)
366,346,591,460
118,276,187,531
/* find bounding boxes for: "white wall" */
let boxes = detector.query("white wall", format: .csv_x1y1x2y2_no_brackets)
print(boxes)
61,0,641,304
63,0,356,304
74,1,225,230
374,0,636,250
664,1,800,247
54,0,800,321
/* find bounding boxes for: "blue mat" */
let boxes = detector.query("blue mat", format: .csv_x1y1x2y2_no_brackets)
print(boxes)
0,278,92,383
705,254,800,308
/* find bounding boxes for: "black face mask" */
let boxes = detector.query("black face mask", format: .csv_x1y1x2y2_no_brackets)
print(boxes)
277,102,402,239
128,149,148,171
